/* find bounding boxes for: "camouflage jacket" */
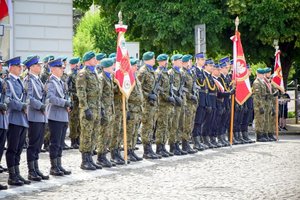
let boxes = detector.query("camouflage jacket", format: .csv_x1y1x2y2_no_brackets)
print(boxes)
67,69,78,99
252,77,267,108
137,65,156,106
128,76,143,112
156,67,171,104
40,65,51,84
99,71,114,114
76,66,101,111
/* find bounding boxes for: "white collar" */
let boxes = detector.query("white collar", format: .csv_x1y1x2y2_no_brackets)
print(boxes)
30,72,39,80
9,73,20,80
52,74,61,81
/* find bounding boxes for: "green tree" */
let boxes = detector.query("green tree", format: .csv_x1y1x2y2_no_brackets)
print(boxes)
73,10,116,57
73,0,300,86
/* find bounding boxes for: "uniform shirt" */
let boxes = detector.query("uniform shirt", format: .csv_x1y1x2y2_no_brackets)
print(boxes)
137,64,156,106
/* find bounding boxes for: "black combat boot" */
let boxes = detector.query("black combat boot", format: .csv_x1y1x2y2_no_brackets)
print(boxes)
263,133,271,142
7,167,24,186
89,153,102,169
97,153,112,168
268,133,276,141
203,136,215,148
34,160,49,180
256,133,268,142
170,142,181,155
15,165,31,184
110,149,125,165
156,143,169,158
116,148,130,164
50,159,64,176
57,157,71,175
234,132,242,144
80,153,96,170
71,139,79,149
27,161,42,181
128,149,137,162
131,149,143,161
182,139,198,154
192,136,205,151
147,144,161,159
0,183,7,190
162,143,173,156
175,142,187,155
242,132,254,143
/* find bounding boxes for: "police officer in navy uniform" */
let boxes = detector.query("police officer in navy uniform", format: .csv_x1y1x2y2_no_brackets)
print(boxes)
5,56,31,186
0,58,8,190
23,56,49,181
192,52,208,150
46,58,71,176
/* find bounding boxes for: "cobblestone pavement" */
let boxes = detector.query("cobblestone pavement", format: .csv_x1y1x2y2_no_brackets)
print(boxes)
1,135,300,200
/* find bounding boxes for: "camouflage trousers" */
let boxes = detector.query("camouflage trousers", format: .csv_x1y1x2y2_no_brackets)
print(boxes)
180,102,197,141
110,104,122,149
169,105,182,143
69,99,81,140
97,106,114,154
140,103,157,144
267,98,276,133
127,111,141,149
44,125,50,143
253,102,265,135
155,103,174,145
79,107,100,153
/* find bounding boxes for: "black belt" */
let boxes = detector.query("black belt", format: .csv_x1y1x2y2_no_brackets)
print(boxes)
199,89,208,93
208,93,217,96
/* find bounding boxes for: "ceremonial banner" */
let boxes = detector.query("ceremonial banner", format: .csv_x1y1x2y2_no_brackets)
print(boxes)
0,0,8,21
231,31,252,105
271,50,285,92
114,21,135,98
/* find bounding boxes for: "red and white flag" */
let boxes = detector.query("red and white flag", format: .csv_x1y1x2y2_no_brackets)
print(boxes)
114,22,135,99
271,50,285,92
0,0,9,21
231,31,252,105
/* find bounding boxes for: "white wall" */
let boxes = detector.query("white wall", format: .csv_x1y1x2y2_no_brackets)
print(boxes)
13,0,73,60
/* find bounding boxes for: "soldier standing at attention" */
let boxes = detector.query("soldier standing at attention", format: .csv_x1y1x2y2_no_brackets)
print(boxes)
76,51,102,170
46,58,72,176
137,51,161,159
126,58,144,161
0,59,8,190
154,54,175,158
168,54,187,155
5,56,30,186
95,53,106,75
96,58,116,167
192,53,208,151
180,54,198,154
67,57,81,149
252,68,268,142
23,56,49,181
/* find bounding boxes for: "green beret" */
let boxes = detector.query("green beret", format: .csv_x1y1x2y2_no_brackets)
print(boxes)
156,54,169,61
264,67,272,73
182,54,193,62
171,54,183,61
257,68,265,74
101,58,114,68
108,53,116,58
69,57,80,65
83,51,95,62
43,55,54,63
130,58,138,66
143,51,155,61
96,53,107,61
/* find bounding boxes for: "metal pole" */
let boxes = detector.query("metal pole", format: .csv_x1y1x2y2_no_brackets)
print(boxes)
295,79,298,124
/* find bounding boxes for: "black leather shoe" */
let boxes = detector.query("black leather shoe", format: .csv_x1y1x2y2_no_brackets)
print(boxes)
50,159,64,176
192,136,205,151
34,160,49,180
182,139,198,154
162,144,173,156
7,167,24,186
156,144,169,157
268,133,276,141
110,149,125,165
57,157,71,175
143,144,159,159
257,134,268,142
97,153,112,168
89,153,102,169
131,150,143,161
80,153,96,170
128,149,137,162
175,142,187,155
170,143,181,155
27,161,42,181
0,183,7,190
203,136,215,148
15,166,31,184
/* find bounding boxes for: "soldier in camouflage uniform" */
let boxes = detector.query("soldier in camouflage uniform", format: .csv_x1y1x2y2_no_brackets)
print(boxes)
67,57,81,149
180,55,198,154
154,54,175,158
40,55,54,152
76,51,102,170
96,58,116,167
168,54,187,155
252,68,268,142
126,58,143,162
137,51,161,159
264,67,277,141
95,53,106,75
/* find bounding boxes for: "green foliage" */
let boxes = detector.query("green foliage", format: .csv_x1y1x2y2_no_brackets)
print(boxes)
73,10,116,57
288,111,295,118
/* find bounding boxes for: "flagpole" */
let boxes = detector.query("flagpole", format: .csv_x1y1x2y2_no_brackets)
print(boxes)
274,39,280,142
229,17,239,146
